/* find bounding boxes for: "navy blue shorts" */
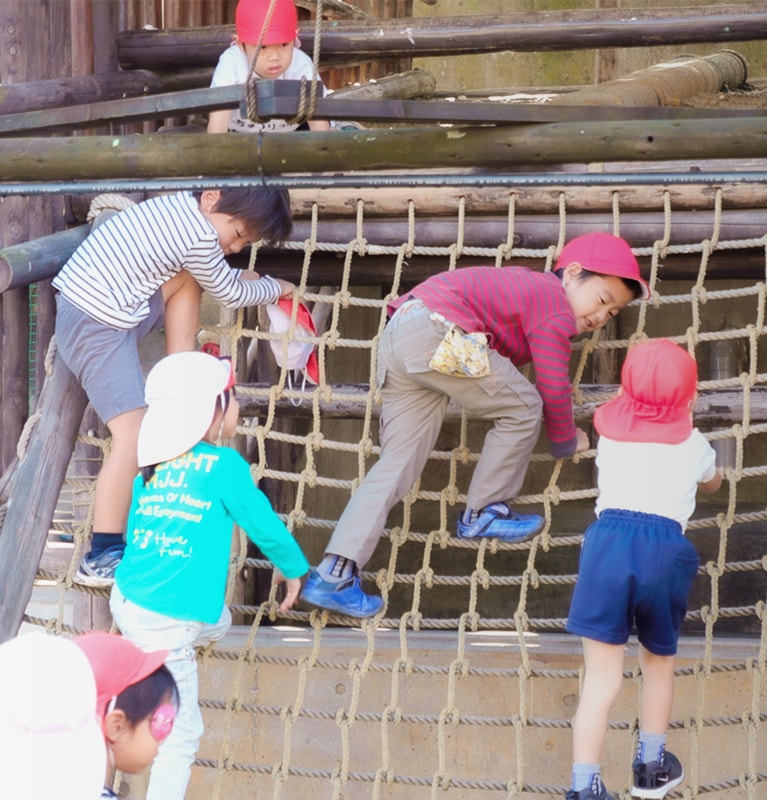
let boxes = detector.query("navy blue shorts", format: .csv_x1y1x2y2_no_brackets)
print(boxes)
566,508,700,656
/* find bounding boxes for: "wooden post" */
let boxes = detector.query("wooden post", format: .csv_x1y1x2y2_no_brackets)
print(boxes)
594,0,619,85
0,281,29,477
0,346,88,642
71,408,112,633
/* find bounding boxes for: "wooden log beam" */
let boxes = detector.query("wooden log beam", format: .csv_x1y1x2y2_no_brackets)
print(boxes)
117,6,767,71
296,0,371,19
326,69,436,101
250,52,748,124
0,225,89,293
236,383,767,426
282,209,767,250
3,205,766,294
0,69,436,137
0,348,88,642
289,182,767,217
2,234,765,296
0,84,245,136
64,177,767,223
251,79,762,125
0,68,213,116
552,51,748,107
242,248,767,285
1,119,767,179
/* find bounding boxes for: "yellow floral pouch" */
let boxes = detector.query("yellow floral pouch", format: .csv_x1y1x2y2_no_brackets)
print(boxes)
429,324,491,378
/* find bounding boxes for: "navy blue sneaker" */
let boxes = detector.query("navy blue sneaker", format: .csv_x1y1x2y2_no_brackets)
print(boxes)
456,502,544,543
301,569,384,618
74,544,125,588
632,749,683,799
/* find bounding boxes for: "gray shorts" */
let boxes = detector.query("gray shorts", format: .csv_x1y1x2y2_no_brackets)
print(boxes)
54,293,165,425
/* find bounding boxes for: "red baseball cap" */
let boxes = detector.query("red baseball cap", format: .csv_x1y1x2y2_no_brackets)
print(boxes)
74,632,169,719
556,232,650,300
594,338,697,444
235,0,298,46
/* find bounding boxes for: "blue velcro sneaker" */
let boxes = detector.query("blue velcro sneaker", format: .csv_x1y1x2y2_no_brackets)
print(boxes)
301,569,384,618
456,502,544,543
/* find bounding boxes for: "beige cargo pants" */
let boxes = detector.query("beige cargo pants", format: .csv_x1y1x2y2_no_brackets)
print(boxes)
325,299,543,567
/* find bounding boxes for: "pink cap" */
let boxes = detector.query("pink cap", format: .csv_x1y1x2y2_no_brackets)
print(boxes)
236,0,298,46
74,632,169,719
594,339,697,444
556,232,650,300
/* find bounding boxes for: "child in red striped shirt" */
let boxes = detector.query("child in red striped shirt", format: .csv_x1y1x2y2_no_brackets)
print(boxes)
301,232,650,618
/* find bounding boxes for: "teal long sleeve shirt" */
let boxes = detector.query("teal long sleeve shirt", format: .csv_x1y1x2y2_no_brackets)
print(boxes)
115,441,309,624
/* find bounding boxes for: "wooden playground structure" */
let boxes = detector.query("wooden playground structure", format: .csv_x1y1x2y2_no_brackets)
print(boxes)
1,2,767,797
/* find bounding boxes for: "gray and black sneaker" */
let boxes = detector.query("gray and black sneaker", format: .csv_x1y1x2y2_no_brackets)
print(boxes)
74,545,125,588
566,776,617,800
632,748,684,799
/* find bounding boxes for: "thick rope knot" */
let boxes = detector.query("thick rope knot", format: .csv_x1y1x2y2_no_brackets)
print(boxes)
86,193,135,222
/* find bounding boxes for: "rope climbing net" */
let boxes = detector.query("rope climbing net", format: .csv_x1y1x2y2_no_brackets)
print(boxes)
26,175,767,799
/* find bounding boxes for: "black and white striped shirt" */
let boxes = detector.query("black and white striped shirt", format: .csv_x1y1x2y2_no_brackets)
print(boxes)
53,191,281,330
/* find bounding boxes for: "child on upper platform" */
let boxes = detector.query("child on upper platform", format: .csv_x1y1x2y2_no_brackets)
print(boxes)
207,0,331,134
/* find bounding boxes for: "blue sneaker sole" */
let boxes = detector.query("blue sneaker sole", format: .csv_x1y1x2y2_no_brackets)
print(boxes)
456,525,542,543
301,587,383,619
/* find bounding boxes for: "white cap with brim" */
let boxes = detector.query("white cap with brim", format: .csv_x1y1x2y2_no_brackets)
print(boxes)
138,351,233,468
0,632,106,800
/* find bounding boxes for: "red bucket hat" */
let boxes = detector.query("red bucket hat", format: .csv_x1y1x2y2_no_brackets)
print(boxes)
556,232,650,300
235,0,298,46
265,297,319,385
594,338,698,444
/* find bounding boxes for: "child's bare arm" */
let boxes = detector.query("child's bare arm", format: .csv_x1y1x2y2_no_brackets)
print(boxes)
207,109,233,133
699,466,724,494
308,119,331,132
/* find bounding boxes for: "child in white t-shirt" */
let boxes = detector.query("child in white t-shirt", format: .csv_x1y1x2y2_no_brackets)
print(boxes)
565,338,723,800
207,0,331,134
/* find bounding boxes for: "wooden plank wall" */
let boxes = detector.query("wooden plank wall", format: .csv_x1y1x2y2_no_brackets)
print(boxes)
0,1,72,476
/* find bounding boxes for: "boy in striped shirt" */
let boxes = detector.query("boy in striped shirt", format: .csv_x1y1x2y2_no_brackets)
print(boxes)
52,187,294,587
301,232,650,618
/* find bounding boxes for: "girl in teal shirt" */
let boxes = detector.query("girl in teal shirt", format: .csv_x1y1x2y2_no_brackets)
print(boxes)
111,351,308,800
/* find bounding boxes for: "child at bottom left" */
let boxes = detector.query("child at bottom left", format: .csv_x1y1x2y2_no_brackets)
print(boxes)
73,631,179,799
0,631,177,800
110,351,309,800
